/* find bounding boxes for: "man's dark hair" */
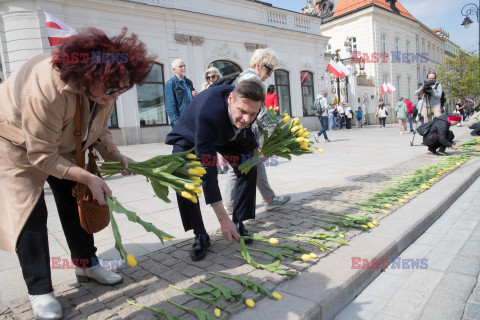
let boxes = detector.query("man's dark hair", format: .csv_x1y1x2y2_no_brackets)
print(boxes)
427,72,436,79
232,79,265,102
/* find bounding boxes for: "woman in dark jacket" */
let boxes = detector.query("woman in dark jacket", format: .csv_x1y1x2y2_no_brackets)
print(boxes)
423,114,458,156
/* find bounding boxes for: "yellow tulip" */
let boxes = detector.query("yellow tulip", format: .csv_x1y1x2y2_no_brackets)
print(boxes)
190,161,201,165
193,187,202,195
318,148,324,153
188,168,201,176
421,184,428,189
292,118,299,126
340,240,348,244
398,199,405,203
214,308,221,317
367,222,374,228
197,167,207,174
191,196,198,204
184,184,195,190
269,238,279,244
272,292,283,300
192,176,202,183
126,254,137,267
408,191,414,195
320,248,325,252
412,191,418,194
404,196,410,199
381,209,389,214
283,115,291,123
181,191,192,199
304,139,310,143
246,299,255,308
296,137,305,142
186,153,197,159
384,204,392,208
291,126,299,133
361,224,369,229
302,132,309,138
339,234,345,238
309,252,318,259
372,220,378,226
297,129,305,136
301,254,311,261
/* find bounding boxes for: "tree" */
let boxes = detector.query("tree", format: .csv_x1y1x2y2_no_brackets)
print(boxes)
437,50,479,100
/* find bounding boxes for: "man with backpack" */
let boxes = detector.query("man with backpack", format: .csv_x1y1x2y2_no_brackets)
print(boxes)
414,72,444,122
314,91,331,142
419,114,458,156
404,97,414,132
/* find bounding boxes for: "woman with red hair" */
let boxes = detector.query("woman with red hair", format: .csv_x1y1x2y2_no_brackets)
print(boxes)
0,27,155,319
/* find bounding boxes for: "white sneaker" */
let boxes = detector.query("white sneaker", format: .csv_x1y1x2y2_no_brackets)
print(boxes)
75,266,123,285
28,293,62,320
265,195,291,211
400,132,403,135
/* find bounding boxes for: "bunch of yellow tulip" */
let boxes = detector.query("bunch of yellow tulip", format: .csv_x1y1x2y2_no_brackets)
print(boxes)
238,114,315,174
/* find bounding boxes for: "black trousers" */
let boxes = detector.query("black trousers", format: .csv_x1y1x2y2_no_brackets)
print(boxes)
173,142,257,233
427,131,455,153
345,117,352,129
16,176,97,295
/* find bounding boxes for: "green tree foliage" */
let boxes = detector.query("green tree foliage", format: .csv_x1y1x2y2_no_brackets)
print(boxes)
437,50,479,100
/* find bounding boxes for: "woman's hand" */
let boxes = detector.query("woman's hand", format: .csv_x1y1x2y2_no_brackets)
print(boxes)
108,151,134,175
86,175,112,205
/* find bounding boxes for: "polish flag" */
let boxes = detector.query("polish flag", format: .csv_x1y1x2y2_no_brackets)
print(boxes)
301,71,311,84
465,98,473,103
44,11,77,46
337,61,350,78
387,83,396,94
381,82,388,95
327,59,341,78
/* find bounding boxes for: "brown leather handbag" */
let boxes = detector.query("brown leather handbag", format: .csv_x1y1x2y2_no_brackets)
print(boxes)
74,96,110,234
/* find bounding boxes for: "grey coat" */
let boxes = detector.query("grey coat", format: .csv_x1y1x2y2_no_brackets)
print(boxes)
415,82,442,108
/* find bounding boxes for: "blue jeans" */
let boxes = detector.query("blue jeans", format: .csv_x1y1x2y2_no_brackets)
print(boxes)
328,114,334,131
407,114,413,131
317,116,329,139
471,123,480,135
339,116,344,129
333,116,338,129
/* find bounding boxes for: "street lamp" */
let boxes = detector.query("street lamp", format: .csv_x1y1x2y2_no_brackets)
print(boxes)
461,3,480,98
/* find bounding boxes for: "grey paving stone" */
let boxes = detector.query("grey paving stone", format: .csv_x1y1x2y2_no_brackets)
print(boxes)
448,256,480,277
415,233,444,247
433,273,477,303
360,273,404,300
334,293,388,320
400,269,444,294
424,252,456,272
376,288,430,320
459,241,480,259
465,302,480,319
420,296,466,320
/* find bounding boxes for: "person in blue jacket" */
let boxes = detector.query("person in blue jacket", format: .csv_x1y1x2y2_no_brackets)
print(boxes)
165,59,198,127
165,79,264,260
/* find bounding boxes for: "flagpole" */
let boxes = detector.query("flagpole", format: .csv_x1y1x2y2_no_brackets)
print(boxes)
335,50,341,104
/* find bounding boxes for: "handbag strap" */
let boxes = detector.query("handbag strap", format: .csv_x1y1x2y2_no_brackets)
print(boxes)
74,95,85,169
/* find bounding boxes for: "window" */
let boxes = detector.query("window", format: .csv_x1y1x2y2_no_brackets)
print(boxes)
383,75,389,104
406,41,410,55
422,40,425,56
423,68,426,81
381,35,386,54
417,66,421,85
209,60,242,77
428,44,431,60
396,76,400,102
351,37,357,52
137,63,166,126
274,70,291,115
108,102,119,128
326,43,331,53
415,37,419,54
407,77,411,99
395,38,399,54
300,71,315,116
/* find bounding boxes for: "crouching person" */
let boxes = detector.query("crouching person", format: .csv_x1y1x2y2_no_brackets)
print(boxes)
423,114,458,156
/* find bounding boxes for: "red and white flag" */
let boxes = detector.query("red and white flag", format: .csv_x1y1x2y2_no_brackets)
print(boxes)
465,98,473,103
44,11,77,46
327,59,341,78
337,61,350,78
387,83,396,94
301,71,311,85
381,82,388,95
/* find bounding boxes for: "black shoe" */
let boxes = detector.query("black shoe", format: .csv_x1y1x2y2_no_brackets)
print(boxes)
236,222,253,244
190,234,210,261
427,147,437,155
436,151,449,156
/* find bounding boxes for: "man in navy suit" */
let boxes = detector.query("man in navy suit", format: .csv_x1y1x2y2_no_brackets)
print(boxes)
165,79,264,260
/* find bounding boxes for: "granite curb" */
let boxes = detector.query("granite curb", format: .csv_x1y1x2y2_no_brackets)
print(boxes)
231,157,480,320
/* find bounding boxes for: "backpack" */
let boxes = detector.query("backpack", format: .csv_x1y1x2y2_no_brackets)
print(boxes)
210,73,239,87
313,99,324,116
417,119,435,136
434,83,446,107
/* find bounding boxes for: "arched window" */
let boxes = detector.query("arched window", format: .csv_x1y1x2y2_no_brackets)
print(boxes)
383,75,389,104
108,102,118,128
301,71,315,116
274,70,291,115
137,63,166,126
395,38,399,54
209,60,242,77
351,37,357,52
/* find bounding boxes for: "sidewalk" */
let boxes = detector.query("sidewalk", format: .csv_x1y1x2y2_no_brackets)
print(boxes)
335,175,480,320
0,123,477,319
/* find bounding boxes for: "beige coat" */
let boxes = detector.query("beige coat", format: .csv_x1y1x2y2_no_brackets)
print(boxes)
0,54,119,254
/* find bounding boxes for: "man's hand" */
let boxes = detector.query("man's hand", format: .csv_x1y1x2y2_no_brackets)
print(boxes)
219,218,239,241
108,151,134,175
451,143,458,150
212,202,239,241
192,90,199,98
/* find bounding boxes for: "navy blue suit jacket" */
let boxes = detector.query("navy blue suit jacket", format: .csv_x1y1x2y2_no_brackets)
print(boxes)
165,85,257,204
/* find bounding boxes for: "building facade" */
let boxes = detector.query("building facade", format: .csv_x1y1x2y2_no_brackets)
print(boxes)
315,0,446,123
0,0,329,145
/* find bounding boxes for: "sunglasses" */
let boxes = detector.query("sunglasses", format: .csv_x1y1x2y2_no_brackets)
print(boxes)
264,64,274,75
104,84,133,96
206,75,218,80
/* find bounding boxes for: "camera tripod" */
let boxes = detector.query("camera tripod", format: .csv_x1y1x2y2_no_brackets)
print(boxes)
410,93,433,146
